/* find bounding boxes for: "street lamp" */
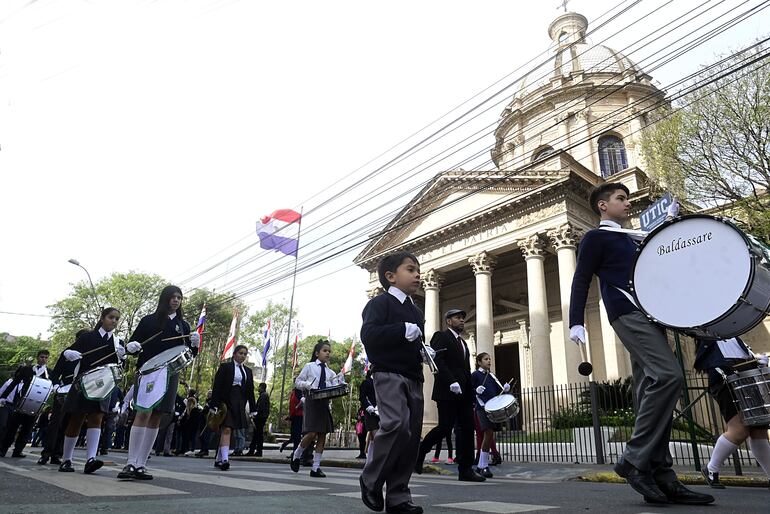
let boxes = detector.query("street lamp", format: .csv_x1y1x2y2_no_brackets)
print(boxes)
68,258,102,319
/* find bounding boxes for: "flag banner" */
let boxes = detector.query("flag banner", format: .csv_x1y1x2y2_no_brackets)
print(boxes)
261,319,272,368
220,312,238,361
363,349,370,374
256,209,301,257
341,340,356,374
291,334,298,371
196,304,206,352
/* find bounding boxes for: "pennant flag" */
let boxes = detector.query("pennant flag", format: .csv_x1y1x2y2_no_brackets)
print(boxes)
341,340,357,374
256,209,301,257
291,334,299,372
195,304,206,352
220,311,238,361
363,350,370,374
261,319,272,368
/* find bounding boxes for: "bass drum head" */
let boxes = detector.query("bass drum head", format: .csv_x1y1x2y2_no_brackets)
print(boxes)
139,345,188,374
632,215,750,329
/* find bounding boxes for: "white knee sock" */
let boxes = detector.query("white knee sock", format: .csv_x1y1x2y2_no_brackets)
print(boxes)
293,444,306,460
126,426,146,466
708,435,738,473
749,437,770,478
138,427,159,468
219,445,230,462
63,436,77,462
312,451,323,471
85,428,101,461
478,451,489,469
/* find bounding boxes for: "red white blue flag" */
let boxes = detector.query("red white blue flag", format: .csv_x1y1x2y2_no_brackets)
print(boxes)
220,311,238,361
256,209,301,257
195,304,206,351
261,320,272,368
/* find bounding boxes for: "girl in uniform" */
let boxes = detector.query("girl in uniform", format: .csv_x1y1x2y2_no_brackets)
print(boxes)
470,352,510,479
210,344,256,471
291,340,344,477
59,307,125,474
118,285,199,480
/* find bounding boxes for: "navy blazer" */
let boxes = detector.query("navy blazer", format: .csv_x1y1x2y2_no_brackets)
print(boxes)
471,369,503,407
211,361,256,413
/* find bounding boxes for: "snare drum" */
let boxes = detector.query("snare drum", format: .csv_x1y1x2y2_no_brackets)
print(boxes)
16,376,54,417
484,394,519,423
308,383,349,401
725,366,770,427
631,215,770,339
80,364,123,401
139,346,194,376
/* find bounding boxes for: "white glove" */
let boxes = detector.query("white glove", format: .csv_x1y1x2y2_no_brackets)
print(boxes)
373,406,379,416
300,397,305,404
503,383,511,393
569,325,586,345
113,404,121,413
758,354,769,367
115,346,126,359
475,385,485,395
449,382,462,395
366,405,376,414
63,349,82,362
404,323,423,342
666,198,680,218
424,346,436,359
126,341,142,354
210,407,219,415
189,332,200,348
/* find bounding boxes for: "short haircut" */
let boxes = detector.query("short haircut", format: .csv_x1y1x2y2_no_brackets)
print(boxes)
376,251,419,290
37,349,49,358
588,182,630,215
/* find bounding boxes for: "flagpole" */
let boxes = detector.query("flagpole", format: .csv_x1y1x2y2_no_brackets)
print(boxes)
277,206,303,430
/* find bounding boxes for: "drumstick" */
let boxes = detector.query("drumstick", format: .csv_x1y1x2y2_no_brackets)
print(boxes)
578,343,593,376
62,331,162,379
160,333,201,342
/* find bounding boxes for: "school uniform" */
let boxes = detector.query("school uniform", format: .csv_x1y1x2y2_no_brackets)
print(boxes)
32,364,50,381
40,352,78,462
360,287,425,510
471,368,504,431
284,389,304,453
0,366,36,457
418,327,477,475
295,360,341,434
359,377,379,431
64,328,123,414
211,361,256,430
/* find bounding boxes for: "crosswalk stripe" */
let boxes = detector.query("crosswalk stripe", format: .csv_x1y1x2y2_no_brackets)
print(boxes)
435,501,559,513
271,467,493,486
219,469,424,489
0,461,186,497
329,492,427,499
144,468,326,492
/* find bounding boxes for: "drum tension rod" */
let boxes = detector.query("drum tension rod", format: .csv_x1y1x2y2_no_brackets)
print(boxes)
739,296,770,316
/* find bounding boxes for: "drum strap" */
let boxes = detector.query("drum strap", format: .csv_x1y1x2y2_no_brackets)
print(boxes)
598,225,648,241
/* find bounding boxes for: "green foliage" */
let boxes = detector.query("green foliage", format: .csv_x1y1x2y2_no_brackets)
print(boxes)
0,334,49,382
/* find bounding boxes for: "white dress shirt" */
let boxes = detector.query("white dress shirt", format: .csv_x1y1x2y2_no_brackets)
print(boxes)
295,360,344,390
232,362,247,386
717,338,752,359
0,378,21,403
32,364,48,379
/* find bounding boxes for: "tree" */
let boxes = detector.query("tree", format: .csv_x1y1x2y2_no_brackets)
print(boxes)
641,42,770,236
0,333,48,382
239,300,299,381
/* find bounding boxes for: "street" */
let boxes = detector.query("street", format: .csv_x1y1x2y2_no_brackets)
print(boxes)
0,448,767,513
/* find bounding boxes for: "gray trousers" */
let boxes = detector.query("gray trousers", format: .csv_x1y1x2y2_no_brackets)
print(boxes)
361,372,423,508
611,310,683,482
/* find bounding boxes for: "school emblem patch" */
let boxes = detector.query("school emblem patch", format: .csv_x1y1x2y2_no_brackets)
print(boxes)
175,324,182,334
146,381,155,393
96,379,104,388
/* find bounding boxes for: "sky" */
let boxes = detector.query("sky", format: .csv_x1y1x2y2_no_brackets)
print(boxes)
1,0,768,350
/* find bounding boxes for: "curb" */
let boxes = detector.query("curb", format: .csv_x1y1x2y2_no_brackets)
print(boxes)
579,472,770,488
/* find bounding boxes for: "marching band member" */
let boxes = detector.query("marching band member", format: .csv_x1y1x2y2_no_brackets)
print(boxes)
359,252,425,514
118,285,199,481
694,337,770,487
292,340,344,478
59,307,125,474
0,365,35,457
470,352,510,478
569,183,713,505
210,344,256,471
32,350,50,380
359,369,378,461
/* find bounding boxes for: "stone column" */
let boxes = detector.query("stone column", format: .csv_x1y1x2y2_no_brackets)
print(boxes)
548,223,585,384
518,235,553,387
420,270,443,431
469,251,497,372
366,286,384,299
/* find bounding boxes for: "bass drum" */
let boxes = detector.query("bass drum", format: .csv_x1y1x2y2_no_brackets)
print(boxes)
630,215,770,339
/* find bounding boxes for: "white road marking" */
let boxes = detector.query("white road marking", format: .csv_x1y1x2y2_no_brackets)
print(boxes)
435,501,559,513
147,468,326,492
216,469,422,488
329,491,426,499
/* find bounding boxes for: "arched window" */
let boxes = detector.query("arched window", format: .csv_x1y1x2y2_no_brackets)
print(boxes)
598,135,628,177
532,146,556,162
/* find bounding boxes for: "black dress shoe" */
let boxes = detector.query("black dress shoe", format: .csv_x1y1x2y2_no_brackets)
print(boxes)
310,468,326,478
414,458,424,475
220,461,230,471
490,454,502,466
477,466,493,478
385,501,423,514
84,458,103,474
458,468,486,482
58,460,74,472
49,456,62,465
701,468,726,489
614,461,668,503
133,466,153,480
290,457,300,472
117,464,136,480
359,475,384,512
37,455,49,465
657,480,715,505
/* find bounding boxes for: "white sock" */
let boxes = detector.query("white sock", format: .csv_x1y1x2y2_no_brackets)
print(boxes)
478,451,489,469
749,437,770,478
293,444,306,460
708,435,738,473
138,427,159,468
312,451,323,471
219,445,230,462
126,426,146,466
86,428,101,461
63,436,77,462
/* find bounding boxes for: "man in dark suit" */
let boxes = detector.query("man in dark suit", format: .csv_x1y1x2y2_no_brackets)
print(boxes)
415,309,484,482
246,382,270,456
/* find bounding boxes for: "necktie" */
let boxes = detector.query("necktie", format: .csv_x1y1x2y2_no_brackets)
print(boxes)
103,333,111,344
319,363,327,390
457,336,465,356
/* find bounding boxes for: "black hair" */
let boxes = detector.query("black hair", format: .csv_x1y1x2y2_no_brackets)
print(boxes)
310,339,331,363
258,382,267,391
475,352,490,367
94,307,120,331
231,345,248,361
588,182,630,215
155,285,184,327
75,329,89,340
36,349,49,358
376,251,419,290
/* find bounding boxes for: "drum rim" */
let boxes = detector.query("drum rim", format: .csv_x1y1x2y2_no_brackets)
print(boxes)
139,345,192,374
629,214,755,334
484,393,516,410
